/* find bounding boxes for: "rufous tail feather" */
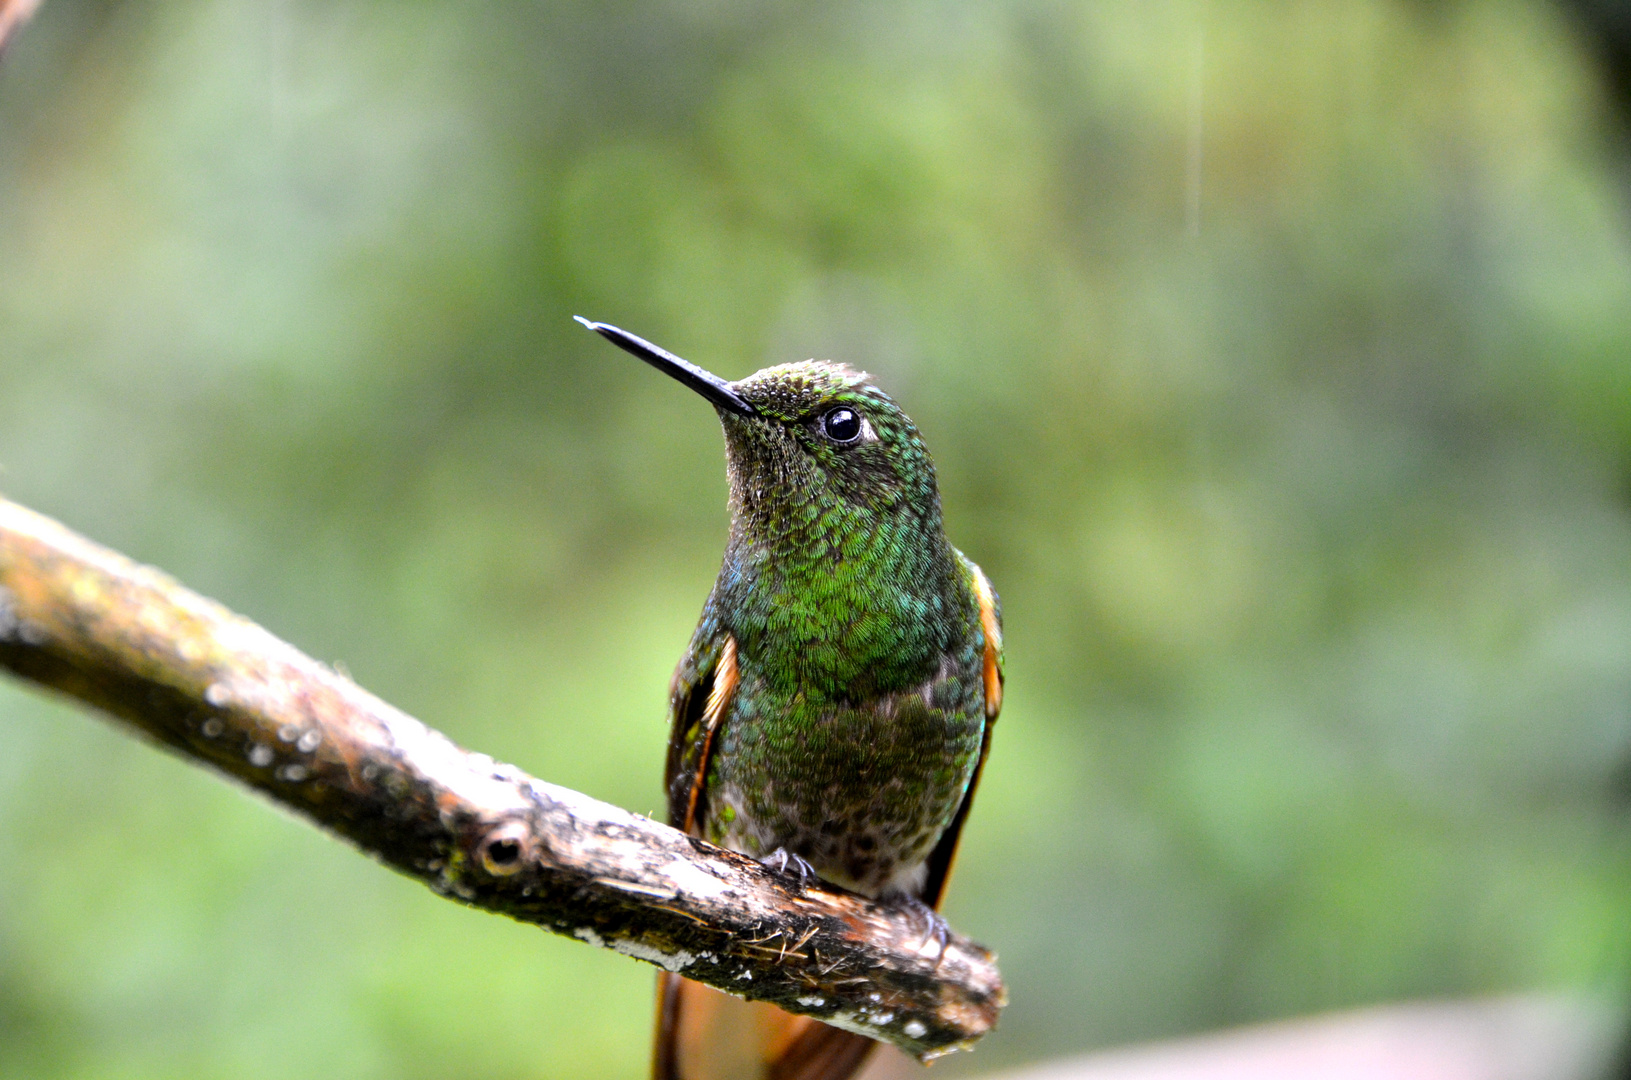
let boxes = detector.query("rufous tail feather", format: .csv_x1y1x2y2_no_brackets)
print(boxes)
654,973,876,1080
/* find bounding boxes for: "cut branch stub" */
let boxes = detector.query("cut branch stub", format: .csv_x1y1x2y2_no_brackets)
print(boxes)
0,498,1005,1060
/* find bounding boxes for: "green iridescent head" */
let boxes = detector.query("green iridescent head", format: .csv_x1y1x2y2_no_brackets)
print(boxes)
577,318,941,526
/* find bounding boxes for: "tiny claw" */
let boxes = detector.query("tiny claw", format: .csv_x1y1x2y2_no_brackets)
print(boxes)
761,847,817,891
900,896,951,969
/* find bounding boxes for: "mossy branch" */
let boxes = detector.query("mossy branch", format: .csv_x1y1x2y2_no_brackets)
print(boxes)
0,498,1004,1060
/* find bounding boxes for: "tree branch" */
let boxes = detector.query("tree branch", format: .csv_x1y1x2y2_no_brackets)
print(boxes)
0,497,1004,1061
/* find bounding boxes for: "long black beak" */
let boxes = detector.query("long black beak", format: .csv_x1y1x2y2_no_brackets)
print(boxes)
575,317,756,417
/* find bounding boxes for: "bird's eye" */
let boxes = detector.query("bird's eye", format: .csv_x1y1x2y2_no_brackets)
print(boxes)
820,406,863,444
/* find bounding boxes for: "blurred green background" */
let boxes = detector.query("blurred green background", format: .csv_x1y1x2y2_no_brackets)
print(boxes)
3,1,1631,1077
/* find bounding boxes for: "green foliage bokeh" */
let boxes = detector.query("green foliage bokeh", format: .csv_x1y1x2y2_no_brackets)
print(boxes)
3,1,1631,1076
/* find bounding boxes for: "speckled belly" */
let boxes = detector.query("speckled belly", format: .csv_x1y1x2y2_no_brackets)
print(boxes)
701,667,985,898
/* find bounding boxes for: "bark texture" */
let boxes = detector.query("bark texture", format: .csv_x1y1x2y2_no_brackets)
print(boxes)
0,498,1004,1061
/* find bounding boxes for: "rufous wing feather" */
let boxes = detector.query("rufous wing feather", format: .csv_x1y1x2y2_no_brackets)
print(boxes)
922,562,1003,908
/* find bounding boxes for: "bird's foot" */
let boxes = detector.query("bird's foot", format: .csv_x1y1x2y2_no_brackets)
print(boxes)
898,895,951,969
760,847,817,891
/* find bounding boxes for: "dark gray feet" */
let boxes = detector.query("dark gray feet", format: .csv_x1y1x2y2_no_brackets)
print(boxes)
761,847,817,890
900,895,950,967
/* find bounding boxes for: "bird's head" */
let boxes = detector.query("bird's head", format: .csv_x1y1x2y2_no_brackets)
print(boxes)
578,318,942,531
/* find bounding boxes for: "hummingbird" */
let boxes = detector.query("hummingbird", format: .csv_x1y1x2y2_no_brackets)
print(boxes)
577,317,1003,1080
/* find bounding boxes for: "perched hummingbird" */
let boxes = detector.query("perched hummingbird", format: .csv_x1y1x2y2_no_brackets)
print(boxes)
577,318,1003,1080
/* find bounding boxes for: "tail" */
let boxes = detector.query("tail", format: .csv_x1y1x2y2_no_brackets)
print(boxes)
653,972,877,1080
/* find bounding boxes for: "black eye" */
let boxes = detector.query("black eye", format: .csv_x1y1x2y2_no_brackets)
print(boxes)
820,407,863,444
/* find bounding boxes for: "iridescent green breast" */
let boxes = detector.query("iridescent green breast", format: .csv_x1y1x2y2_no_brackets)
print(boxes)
702,635,986,898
